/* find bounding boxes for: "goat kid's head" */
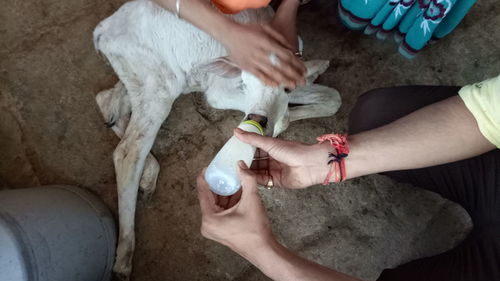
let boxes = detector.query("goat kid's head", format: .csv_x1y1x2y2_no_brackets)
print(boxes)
200,57,328,137
239,71,289,136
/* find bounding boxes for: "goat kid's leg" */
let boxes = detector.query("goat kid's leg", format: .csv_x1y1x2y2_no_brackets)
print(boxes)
111,115,160,202
112,94,172,280
276,60,338,132
304,60,330,85
288,83,342,122
96,82,160,201
95,81,130,128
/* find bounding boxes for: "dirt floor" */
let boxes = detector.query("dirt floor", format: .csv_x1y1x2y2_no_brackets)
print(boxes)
1,0,499,280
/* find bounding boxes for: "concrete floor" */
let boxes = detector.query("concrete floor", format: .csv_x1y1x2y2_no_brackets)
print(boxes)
1,0,499,280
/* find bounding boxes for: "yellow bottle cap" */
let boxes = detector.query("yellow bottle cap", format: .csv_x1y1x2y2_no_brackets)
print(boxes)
241,120,265,135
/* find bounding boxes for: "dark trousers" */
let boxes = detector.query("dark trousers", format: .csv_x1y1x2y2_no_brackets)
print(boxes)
348,86,500,281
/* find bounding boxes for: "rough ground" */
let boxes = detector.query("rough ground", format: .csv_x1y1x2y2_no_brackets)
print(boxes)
1,0,499,280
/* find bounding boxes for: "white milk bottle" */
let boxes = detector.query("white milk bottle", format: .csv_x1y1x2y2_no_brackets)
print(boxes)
205,120,265,196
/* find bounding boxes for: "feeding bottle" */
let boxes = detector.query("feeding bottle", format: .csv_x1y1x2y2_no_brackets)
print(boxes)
205,120,265,196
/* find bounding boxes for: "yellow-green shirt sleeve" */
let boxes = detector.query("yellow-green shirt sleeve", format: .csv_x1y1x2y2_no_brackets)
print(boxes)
459,74,500,148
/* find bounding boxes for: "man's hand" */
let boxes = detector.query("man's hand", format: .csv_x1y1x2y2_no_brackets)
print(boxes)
197,161,362,281
197,161,274,255
235,128,332,189
221,23,306,88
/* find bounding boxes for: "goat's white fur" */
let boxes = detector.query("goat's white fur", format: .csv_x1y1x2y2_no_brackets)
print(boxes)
94,0,341,279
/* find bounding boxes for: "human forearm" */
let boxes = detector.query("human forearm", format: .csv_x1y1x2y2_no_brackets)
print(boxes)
271,0,300,51
153,0,306,87
236,238,361,281
153,0,236,42
341,95,495,179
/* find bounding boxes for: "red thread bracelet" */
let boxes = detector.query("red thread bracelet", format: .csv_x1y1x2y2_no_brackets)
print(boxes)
316,134,349,185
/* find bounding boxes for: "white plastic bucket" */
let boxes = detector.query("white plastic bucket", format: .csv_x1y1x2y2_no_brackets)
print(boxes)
0,185,116,281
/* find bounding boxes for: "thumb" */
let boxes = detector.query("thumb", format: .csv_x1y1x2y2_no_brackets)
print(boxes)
234,128,278,153
197,169,217,215
237,160,259,197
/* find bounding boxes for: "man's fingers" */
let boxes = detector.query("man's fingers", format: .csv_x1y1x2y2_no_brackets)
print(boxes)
238,161,259,196
273,48,306,84
257,46,305,86
262,24,296,51
251,149,269,171
252,166,283,188
254,172,272,187
255,56,296,89
261,25,306,86
252,67,279,87
234,129,280,152
216,195,229,209
227,189,242,209
197,169,217,214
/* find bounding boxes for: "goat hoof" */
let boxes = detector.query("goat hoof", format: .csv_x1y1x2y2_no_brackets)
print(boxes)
138,154,160,203
139,188,154,203
112,261,132,281
105,117,116,128
112,271,130,281
113,245,134,281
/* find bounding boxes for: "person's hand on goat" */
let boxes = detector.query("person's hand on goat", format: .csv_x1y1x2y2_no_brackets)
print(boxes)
234,128,331,189
197,162,274,255
221,23,306,89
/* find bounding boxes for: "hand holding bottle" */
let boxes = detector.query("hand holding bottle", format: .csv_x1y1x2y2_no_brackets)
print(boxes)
234,128,332,189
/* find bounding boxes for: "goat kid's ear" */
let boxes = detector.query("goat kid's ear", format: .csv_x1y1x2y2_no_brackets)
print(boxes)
298,60,330,86
304,60,330,79
195,57,242,78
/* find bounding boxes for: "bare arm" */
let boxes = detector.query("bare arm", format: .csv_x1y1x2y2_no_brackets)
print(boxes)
153,0,233,42
236,95,496,188
344,95,495,179
197,165,361,281
215,90,495,279
152,0,306,88
239,238,361,281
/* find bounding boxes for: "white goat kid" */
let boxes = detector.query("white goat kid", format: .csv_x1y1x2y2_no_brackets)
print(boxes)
94,0,341,279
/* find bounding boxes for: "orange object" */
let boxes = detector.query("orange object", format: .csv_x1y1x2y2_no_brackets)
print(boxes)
211,0,271,14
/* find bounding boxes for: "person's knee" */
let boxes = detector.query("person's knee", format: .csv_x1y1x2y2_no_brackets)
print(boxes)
349,87,396,134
